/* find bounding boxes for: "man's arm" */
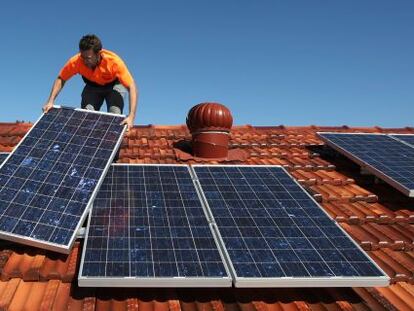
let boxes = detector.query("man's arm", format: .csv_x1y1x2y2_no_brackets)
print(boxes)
43,77,66,113
121,81,138,131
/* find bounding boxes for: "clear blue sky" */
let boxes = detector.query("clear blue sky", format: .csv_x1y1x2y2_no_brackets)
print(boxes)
0,1,412,127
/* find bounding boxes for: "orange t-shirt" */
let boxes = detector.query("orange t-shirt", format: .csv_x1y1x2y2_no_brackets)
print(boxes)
59,49,134,88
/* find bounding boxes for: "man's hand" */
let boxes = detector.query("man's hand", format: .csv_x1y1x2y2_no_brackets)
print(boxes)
43,102,54,113
121,115,134,131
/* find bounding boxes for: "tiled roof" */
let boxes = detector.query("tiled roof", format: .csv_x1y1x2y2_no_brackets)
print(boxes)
0,242,79,282
0,122,413,310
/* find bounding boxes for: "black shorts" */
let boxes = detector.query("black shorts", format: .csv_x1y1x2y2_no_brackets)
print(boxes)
81,82,126,114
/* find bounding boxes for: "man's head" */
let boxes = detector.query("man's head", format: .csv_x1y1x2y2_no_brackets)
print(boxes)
79,34,102,69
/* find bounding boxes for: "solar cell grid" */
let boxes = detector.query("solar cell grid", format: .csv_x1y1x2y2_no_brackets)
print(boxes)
318,133,414,196
0,107,125,253
0,153,8,164
79,164,231,287
390,134,414,147
194,165,388,287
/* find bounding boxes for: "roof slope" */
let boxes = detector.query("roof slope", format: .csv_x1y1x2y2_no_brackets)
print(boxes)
0,122,413,310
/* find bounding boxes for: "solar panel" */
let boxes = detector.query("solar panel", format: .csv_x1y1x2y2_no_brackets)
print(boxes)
318,132,414,197
193,165,388,287
0,107,125,253
390,134,414,147
0,153,9,165
79,164,231,287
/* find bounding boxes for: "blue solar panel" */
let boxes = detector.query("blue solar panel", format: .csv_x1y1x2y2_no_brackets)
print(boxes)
193,165,388,287
0,153,8,165
79,164,231,287
390,134,414,147
0,107,125,253
319,133,414,197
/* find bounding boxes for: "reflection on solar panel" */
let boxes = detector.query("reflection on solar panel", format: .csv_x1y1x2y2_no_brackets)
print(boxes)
79,164,231,287
390,134,414,147
318,133,414,197
193,165,388,287
0,107,125,253
0,153,8,165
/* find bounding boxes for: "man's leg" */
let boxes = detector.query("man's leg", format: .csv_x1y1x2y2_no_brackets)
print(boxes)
105,84,126,114
105,84,127,163
81,85,105,111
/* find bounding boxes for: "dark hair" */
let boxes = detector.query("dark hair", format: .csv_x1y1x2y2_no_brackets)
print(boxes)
79,34,102,53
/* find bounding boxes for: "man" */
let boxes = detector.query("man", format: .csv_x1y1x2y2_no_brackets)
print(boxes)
43,34,138,130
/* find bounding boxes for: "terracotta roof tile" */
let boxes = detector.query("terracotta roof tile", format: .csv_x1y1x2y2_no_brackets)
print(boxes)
0,279,95,311
0,242,80,282
39,242,79,282
0,278,20,310
369,249,414,284
322,202,414,225
341,223,414,251
291,169,354,186
310,184,378,203
0,249,13,274
364,282,414,311
0,121,414,309
1,282,388,311
353,286,398,311
375,127,414,134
